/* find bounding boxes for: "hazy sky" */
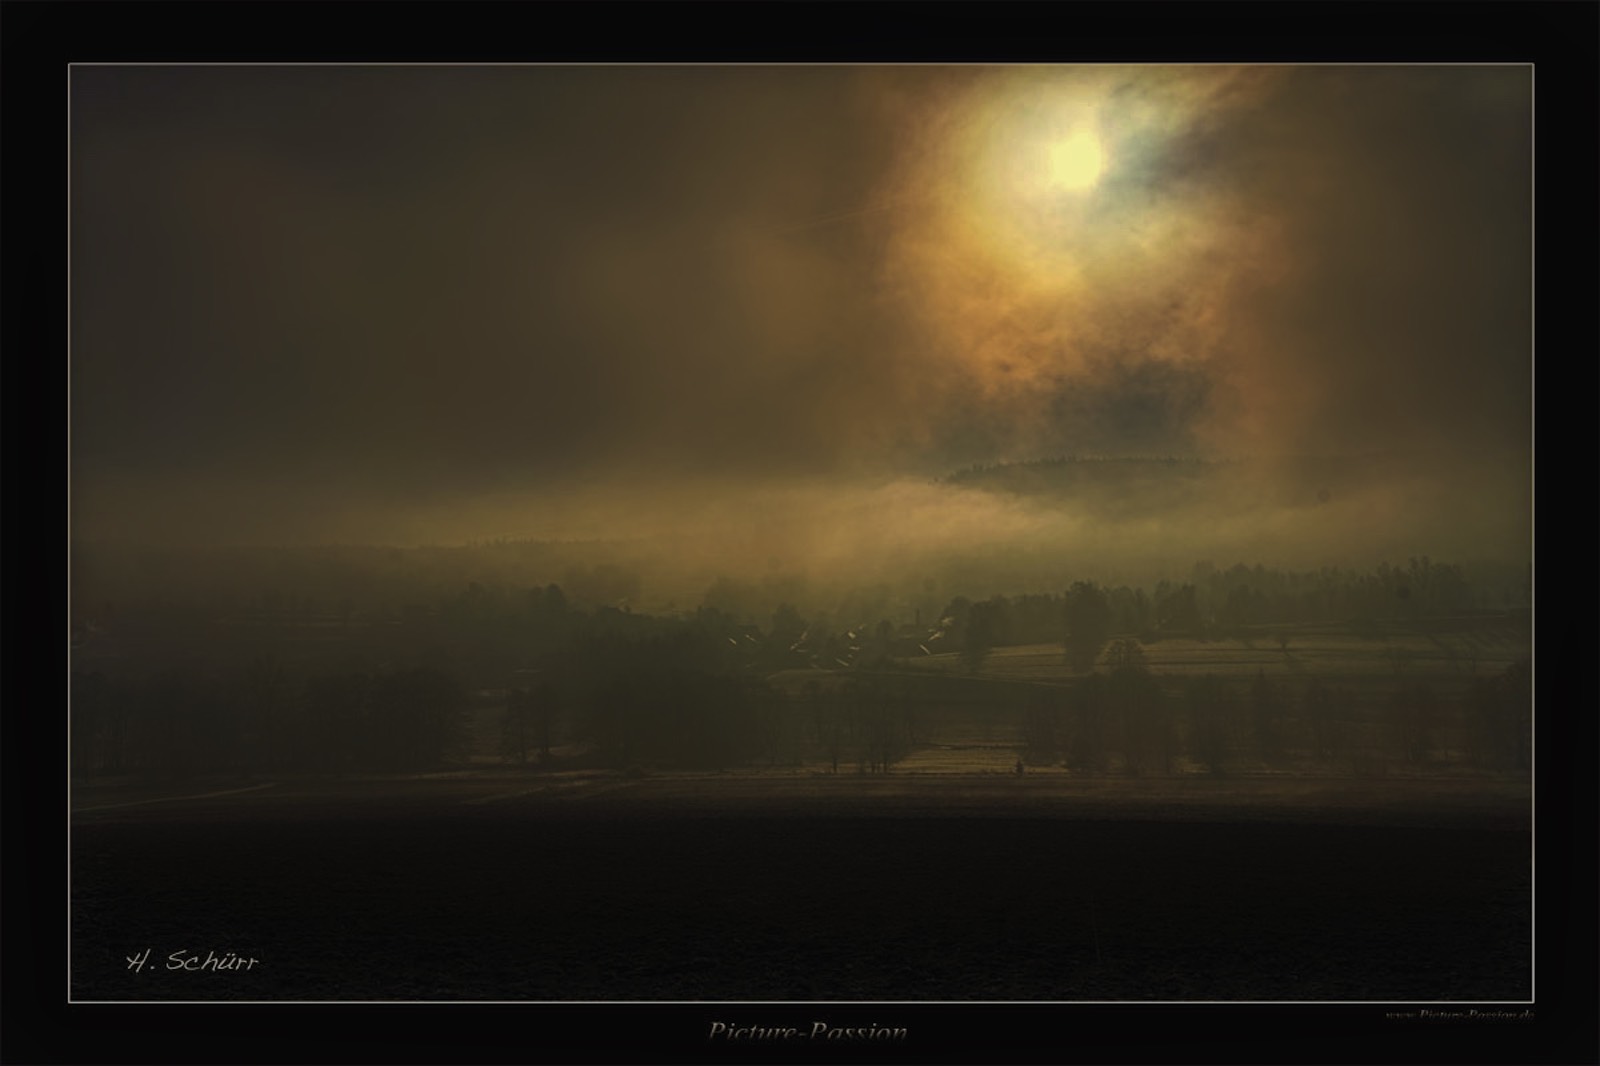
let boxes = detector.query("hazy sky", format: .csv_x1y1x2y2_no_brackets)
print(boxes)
70,65,1531,563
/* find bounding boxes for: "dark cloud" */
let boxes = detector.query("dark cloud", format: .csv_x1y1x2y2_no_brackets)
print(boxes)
1048,357,1213,457
927,356,1213,466
71,66,922,508
1169,66,1532,460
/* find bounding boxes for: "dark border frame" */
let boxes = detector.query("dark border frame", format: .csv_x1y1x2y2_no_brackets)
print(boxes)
9,3,1597,1063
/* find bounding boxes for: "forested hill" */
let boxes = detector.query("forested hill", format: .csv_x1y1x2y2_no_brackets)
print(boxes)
942,456,1220,494
934,453,1475,516
938,456,1230,514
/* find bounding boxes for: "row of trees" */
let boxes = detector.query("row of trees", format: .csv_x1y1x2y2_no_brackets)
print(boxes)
70,647,1531,781
1189,556,1492,626
74,552,1525,701
927,564,1522,681
70,557,1532,781
533,620,922,773
931,582,1192,675
536,624,1531,777
1017,642,1532,776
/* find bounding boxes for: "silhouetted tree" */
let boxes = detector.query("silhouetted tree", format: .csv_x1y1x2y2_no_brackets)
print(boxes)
933,595,971,646
1250,670,1288,764
1106,639,1167,775
962,600,997,674
369,668,466,771
702,575,760,622
562,626,767,771
1066,673,1110,772
1184,675,1229,775
863,618,897,669
751,678,798,767
1022,686,1063,765
1108,585,1152,638
1064,581,1112,672
769,603,808,664
1012,593,1067,645
820,699,847,774
859,695,906,773
527,583,571,645
530,681,557,763
1156,584,1203,636
501,687,532,764
1390,683,1438,765
1219,584,1256,630
1302,679,1350,764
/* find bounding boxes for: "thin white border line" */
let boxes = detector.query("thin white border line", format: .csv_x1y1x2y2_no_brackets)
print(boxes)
64,60,1536,1009
68,999,1537,1006
63,62,1538,68
66,60,76,1008
1525,60,1536,1005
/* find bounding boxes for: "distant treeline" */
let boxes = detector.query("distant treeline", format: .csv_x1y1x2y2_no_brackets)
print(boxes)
69,547,1531,782
896,555,1516,672
69,626,1532,781
938,455,1222,519
69,602,788,779
70,663,469,779
72,573,1536,781
1014,641,1531,778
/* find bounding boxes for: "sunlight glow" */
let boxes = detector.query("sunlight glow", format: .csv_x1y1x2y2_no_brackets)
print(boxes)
1049,131,1105,191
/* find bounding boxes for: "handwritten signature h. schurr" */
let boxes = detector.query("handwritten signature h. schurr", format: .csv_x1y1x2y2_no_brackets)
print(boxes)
126,948,260,972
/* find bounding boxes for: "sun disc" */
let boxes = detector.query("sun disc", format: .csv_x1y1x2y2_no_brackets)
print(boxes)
1049,132,1105,191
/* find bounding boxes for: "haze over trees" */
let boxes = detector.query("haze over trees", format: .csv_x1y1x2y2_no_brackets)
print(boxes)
68,537,1532,785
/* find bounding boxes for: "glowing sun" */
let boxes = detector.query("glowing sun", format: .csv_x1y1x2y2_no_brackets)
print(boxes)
1048,131,1105,191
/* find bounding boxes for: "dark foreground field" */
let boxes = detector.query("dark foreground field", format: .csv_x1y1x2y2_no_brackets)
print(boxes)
70,774,1530,1002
